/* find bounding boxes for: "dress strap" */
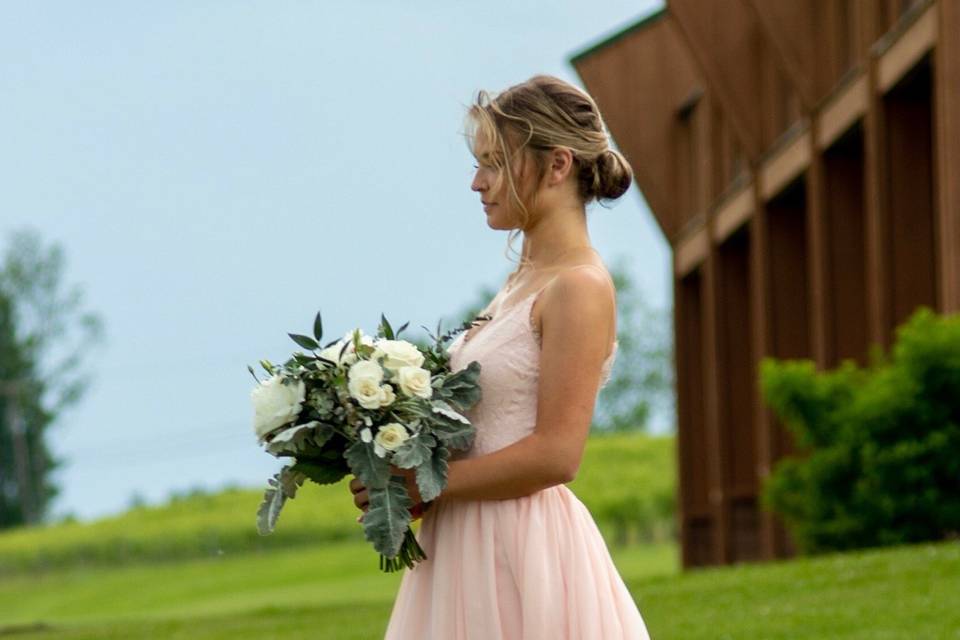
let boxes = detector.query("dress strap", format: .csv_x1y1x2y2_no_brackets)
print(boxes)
527,263,614,306
527,263,618,348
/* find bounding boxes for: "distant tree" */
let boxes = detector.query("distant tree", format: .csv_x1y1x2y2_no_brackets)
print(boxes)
592,256,674,433
0,228,105,528
126,490,148,510
449,255,674,433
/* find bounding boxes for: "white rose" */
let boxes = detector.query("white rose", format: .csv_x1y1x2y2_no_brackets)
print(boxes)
373,339,425,371
251,375,307,443
378,383,396,408
348,359,385,409
318,342,347,366
319,329,374,367
373,422,409,458
397,366,433,399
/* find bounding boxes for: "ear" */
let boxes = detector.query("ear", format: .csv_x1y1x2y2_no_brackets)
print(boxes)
548,147,575,186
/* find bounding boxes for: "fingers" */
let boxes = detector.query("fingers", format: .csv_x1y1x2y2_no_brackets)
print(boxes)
349,476,369,524
349,477,365,494
409,502,423,522
353,487,369,512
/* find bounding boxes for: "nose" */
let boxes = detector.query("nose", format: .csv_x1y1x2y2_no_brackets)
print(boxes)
471,172,484,194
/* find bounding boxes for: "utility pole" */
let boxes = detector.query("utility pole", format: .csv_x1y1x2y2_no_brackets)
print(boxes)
1,380,34,525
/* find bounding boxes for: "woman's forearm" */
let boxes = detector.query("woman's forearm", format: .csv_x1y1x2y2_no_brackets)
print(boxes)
435,432,572,502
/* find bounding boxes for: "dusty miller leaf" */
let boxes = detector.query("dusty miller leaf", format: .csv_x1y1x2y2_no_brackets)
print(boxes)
362,476,413,558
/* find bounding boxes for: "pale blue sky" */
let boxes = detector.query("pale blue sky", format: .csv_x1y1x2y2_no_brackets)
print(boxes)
0,1,669,522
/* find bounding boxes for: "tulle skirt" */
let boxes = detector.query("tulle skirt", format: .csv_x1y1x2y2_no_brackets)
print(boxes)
383,484,651,639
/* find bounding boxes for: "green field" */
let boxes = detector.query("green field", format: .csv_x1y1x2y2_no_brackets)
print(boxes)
3,537,958,639
1,433,957,638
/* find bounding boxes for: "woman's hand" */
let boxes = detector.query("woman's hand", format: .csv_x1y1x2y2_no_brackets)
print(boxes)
349,476,369,523
389,464,424,507
348,466,428,524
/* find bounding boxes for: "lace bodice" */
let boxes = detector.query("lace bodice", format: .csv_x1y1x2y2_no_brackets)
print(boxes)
445,265,618,458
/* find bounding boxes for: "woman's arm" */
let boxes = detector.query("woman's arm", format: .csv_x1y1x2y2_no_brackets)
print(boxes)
350,266,616,513
437,265,617,502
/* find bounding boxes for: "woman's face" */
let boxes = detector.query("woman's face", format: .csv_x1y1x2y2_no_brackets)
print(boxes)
470,139,533,230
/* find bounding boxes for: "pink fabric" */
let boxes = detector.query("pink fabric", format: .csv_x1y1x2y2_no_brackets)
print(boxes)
384,266,651,639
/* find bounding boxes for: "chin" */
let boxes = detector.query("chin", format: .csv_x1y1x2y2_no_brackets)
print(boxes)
486,217,512,231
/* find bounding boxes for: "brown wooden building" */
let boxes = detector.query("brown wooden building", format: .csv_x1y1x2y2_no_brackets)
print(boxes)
571,0,960,569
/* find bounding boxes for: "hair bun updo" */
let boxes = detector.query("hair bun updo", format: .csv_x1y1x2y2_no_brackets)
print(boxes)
591,147,633,204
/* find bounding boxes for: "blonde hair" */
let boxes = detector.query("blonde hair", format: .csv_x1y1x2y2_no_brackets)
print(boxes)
462,74,633,267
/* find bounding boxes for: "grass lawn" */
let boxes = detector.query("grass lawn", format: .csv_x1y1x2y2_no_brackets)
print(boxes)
0,541,674,639
2,537,958,639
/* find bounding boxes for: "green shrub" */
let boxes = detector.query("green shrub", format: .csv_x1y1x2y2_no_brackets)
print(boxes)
759,307,960,554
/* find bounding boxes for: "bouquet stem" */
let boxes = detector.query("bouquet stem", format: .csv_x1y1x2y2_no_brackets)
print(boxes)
379,528,428,573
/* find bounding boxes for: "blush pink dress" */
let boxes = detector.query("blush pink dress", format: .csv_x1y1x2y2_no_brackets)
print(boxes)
383,264,652,639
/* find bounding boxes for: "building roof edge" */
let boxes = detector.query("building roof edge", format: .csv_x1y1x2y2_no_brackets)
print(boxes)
568,7,667,65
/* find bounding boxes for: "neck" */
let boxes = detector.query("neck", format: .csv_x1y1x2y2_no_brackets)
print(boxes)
519,202,592,268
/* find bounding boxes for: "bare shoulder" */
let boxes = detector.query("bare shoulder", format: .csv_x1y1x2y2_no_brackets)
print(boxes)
531,262,616,342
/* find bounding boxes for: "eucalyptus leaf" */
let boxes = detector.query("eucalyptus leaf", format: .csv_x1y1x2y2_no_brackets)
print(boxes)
345,439,390,489
362,476,413,557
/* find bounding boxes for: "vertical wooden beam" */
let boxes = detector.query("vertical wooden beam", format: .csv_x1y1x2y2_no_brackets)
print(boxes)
935,0,960,312
749,171,776,560
863,17,892,350
701,217,729,565
668,0,764,158
806,116,831,367
743,0,817,110
672,269,691,568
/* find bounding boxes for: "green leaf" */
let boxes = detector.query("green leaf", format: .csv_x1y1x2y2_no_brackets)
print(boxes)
247,365,259,383
344,439,390,489
436,360,483,411
310,424,335,448
256,465,306,535
415,444,449,502
362,476,413,557
289,333,320,350
291,460,348,485
392,433,435,469
279,465,308,497
431,413,476,450
380,313,395,340
265,422,318,456
256,473,285,535
313,310,324,342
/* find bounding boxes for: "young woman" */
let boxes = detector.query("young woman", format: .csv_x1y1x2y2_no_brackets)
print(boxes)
350,74,652,639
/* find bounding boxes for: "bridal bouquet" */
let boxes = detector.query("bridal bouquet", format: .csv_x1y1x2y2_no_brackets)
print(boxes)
250,310,482,572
